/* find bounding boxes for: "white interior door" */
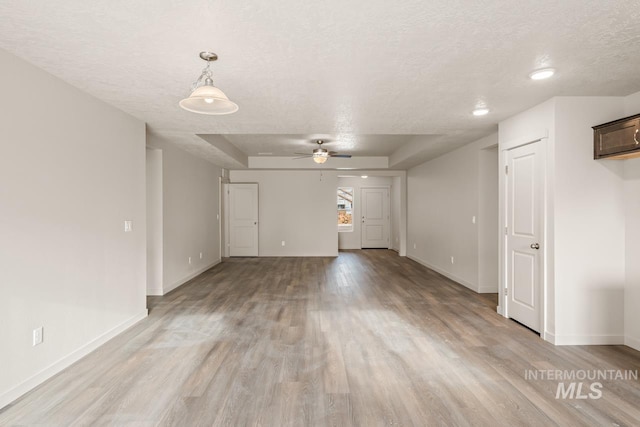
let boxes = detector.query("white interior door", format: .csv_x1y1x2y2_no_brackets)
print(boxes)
506,142,543,332
229,183,258,257
361,187,390,248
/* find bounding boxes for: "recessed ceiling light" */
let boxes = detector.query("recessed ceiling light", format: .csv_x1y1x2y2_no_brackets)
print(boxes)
361,175,368,179
472,108,489,116
529,68,556,80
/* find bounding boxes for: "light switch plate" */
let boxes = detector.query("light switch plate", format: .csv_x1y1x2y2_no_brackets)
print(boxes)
33,327,43,346
124,220,132,232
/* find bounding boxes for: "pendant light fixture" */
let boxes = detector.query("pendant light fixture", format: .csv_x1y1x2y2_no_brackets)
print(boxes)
179,52,239,115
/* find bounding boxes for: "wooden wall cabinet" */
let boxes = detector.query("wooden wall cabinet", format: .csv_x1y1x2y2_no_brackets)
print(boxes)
593,114,640,159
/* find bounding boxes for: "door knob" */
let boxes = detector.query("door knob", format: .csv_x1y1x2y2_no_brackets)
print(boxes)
530,243,540,250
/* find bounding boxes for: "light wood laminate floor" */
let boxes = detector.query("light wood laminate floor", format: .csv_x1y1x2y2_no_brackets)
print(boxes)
1,250,639,426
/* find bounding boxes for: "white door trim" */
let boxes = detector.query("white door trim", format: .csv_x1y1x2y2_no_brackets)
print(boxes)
499,137,549,341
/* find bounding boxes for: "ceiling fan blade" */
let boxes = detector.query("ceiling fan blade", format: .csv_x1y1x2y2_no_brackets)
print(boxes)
292,155,313,159
329,154,352,158
293,152,311,155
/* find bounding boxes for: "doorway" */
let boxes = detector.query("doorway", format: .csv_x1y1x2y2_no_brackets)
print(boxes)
504,140,544,332
361,187,390,249
228,183,259,257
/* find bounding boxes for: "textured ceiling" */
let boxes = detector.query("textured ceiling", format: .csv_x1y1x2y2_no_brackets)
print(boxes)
1,1,640,168
222,134,415,156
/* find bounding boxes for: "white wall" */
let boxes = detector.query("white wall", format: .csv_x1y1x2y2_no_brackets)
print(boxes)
147,136,222,294
623,93,640,351
478,146,499,292
623,159,640,350
407,133,498,293
229,170,338,256
146,148,163,295
0,49,147,408
553,97,626,343
498,95,634,345
337,176,393,250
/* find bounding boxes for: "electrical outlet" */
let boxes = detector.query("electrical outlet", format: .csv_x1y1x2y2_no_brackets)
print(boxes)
33,327,43,346
124,220,132,232
472,216,476,224
188,257,192,265
451,256,455,264
281,241,286,247
199,252,203,259
413,243,417,249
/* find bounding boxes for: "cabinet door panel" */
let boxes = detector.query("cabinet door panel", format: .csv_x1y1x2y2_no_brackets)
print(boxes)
595,118,639,158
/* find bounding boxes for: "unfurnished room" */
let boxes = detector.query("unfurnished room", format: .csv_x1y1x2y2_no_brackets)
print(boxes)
1,1,640,426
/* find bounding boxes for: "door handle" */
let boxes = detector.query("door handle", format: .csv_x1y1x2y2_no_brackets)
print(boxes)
530,243,540,250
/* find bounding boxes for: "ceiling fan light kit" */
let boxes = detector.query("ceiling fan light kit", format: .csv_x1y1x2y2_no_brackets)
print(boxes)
179,52,239,115
294,140,352,163
313,149,329,164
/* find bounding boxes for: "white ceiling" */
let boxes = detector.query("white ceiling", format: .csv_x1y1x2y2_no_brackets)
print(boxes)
1,1,640,168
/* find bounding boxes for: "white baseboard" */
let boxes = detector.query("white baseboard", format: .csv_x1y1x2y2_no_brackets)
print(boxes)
478,285,499,293
146,287,163,296
552,334,625,346
163,259,221,295
496,305,503,316
257,253,339,257
407,254,479,293
624,335,640,351
0,310,148,410
543,331,556,344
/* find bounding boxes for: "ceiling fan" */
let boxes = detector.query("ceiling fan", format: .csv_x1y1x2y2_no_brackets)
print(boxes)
293,140,352,164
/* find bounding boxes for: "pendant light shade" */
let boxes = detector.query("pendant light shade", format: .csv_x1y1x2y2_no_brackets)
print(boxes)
179,52,238,115
179,85,238,115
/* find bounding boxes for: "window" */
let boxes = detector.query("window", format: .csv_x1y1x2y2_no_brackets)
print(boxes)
338,187,353,232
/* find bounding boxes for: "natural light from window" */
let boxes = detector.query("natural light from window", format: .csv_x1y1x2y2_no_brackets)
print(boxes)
338,187,353,232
